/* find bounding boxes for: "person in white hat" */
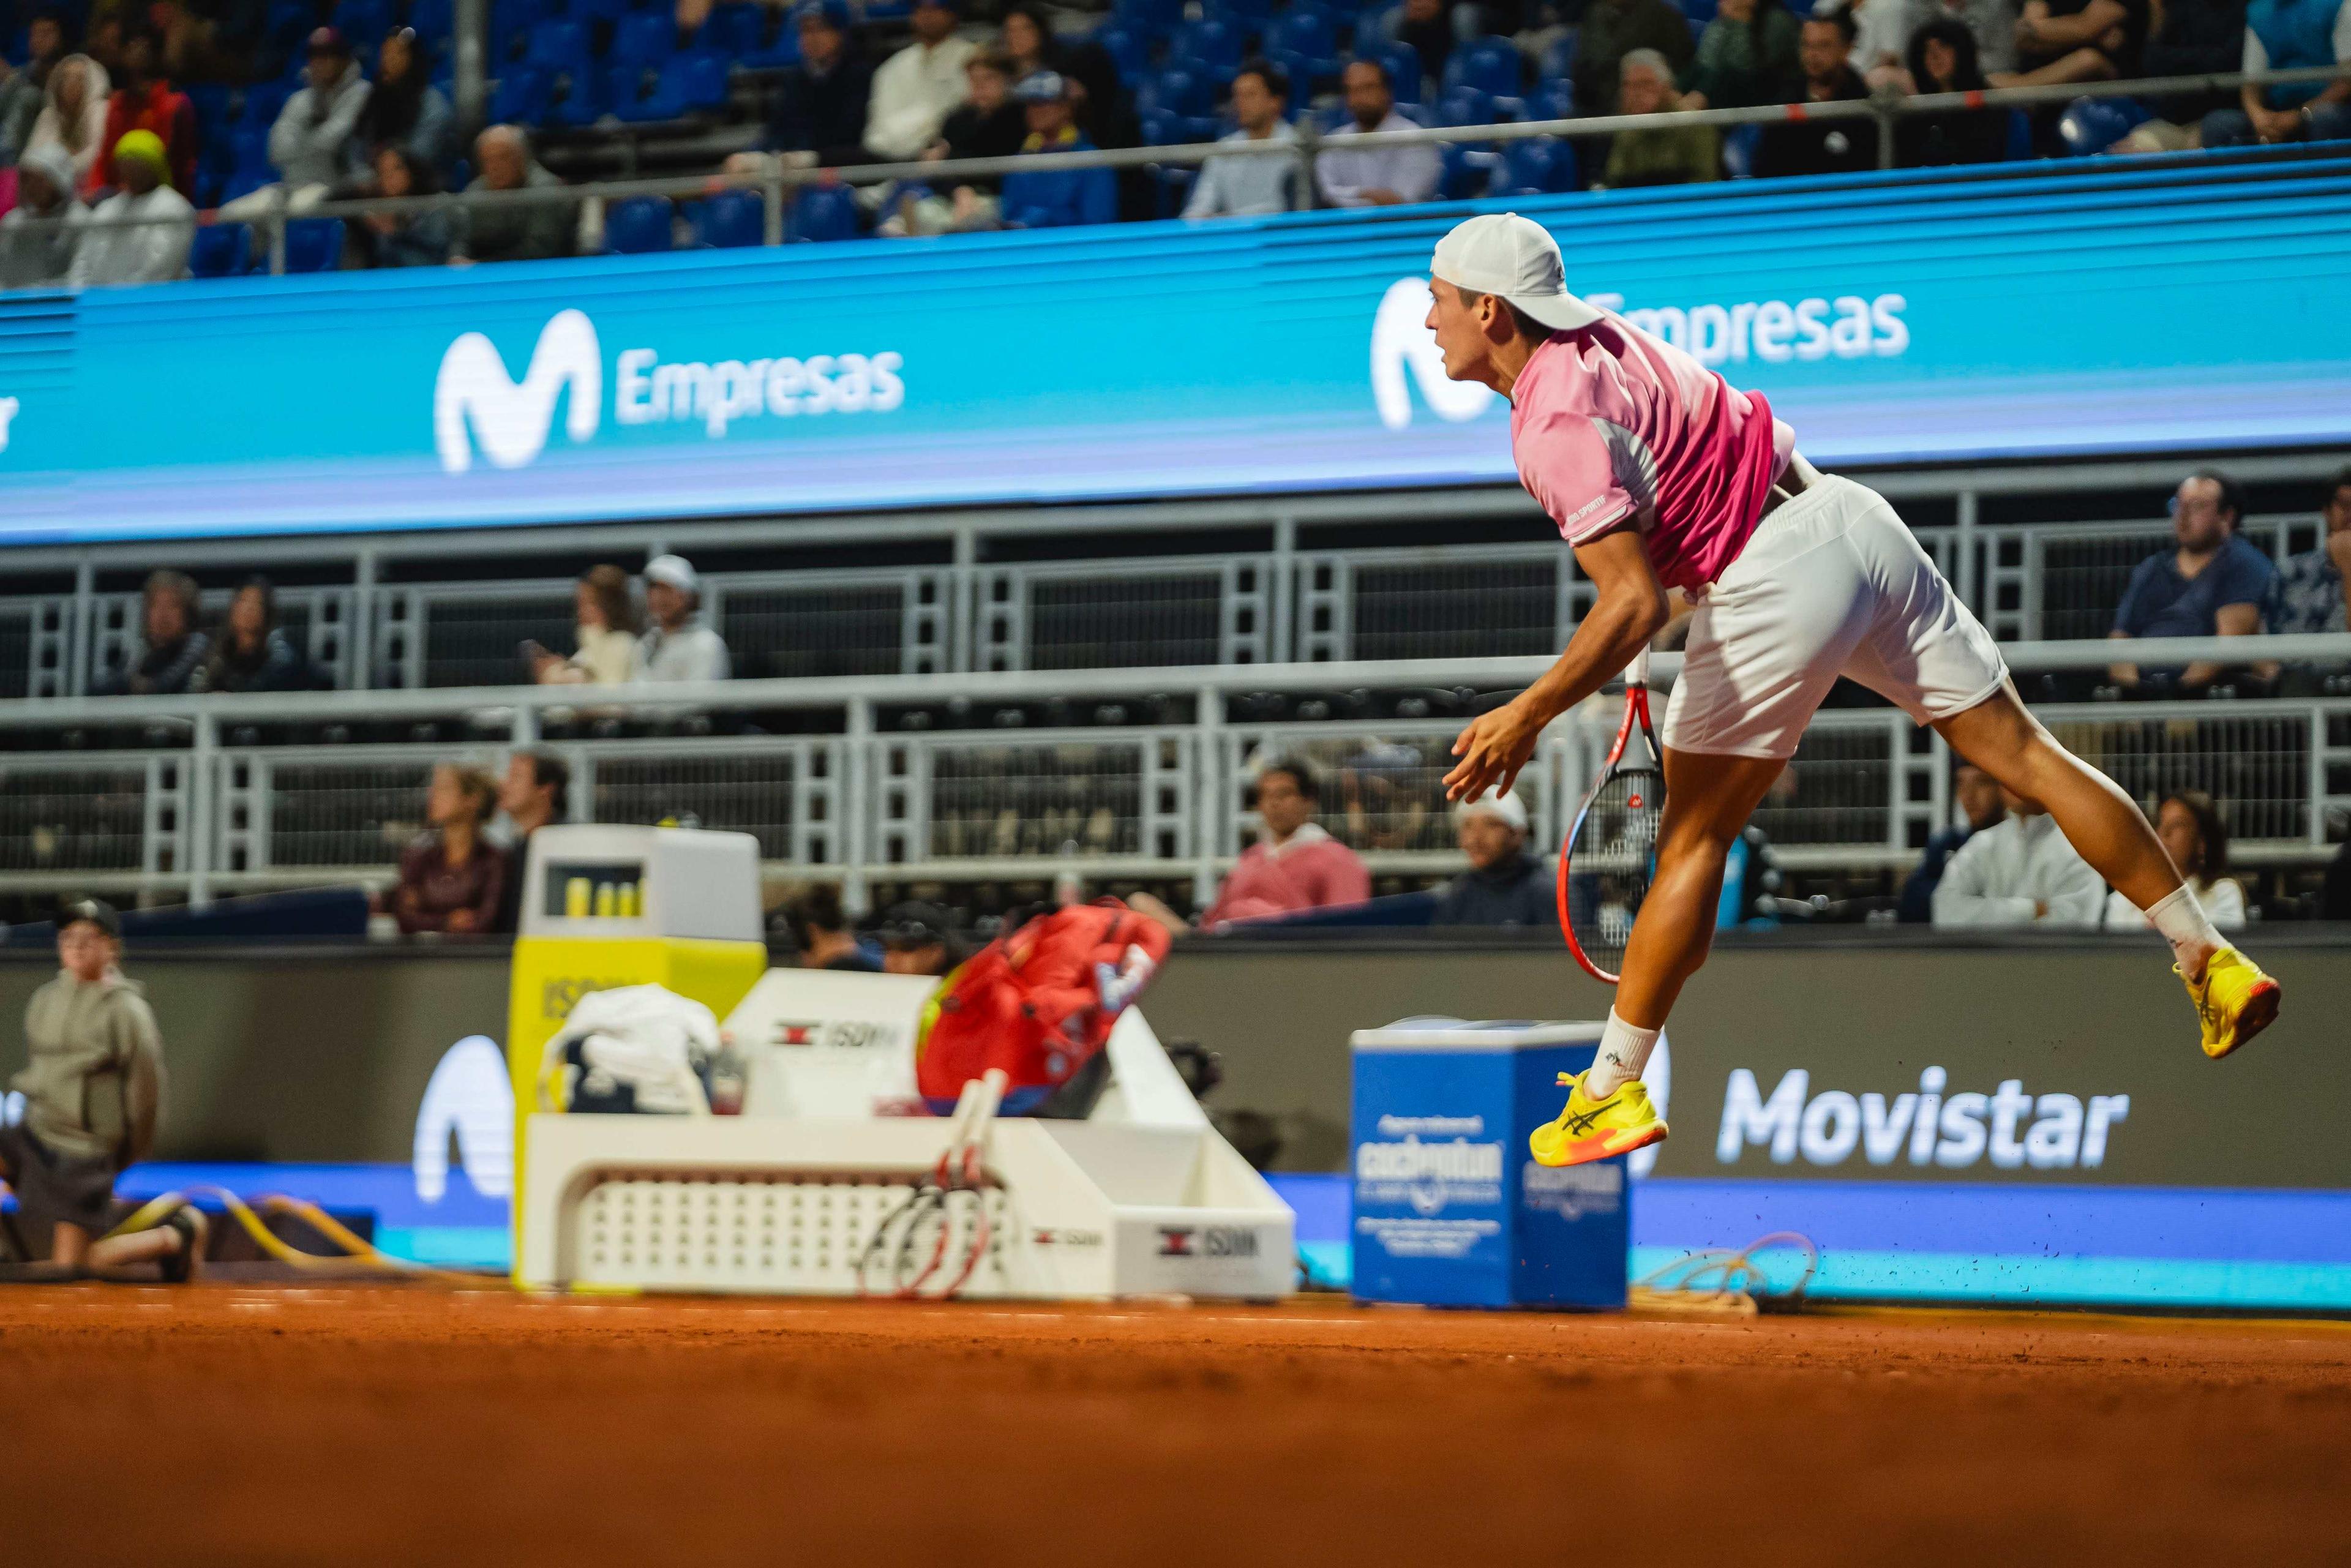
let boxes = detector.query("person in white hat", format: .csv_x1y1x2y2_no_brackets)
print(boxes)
1431,787,1554,927
1427,211,2279,1168
636,554,732,685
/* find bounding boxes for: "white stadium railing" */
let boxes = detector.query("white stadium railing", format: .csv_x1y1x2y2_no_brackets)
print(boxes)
7,632,2347,907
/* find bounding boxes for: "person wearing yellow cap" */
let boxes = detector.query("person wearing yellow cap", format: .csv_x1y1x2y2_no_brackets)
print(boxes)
68,126,195,288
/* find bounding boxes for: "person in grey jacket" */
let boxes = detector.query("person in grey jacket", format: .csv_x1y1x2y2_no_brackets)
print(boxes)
0,143,81,289
269,26,372,191
455,124,576,265
0,900,201,1278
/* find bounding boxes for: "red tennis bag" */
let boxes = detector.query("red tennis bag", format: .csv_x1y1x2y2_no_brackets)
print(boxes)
913,899,1172,1115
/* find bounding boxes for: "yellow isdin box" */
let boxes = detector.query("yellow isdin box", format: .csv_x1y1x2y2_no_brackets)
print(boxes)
504,824,771,1286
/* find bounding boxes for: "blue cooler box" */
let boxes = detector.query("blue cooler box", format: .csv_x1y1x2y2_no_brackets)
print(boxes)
1350,1019,1632,1310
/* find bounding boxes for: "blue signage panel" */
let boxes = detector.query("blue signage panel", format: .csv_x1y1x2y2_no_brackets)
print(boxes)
1,149,2347,545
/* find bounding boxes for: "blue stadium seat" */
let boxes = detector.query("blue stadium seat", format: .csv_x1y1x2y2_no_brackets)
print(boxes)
691,188,763,247
1438,140,1500,198
1434,83,1494,127
1721,121,1761,177
186,81,234,134
1681,0,1716,20
332,0,390,43
647,50,727,113
1169,17,1242,79
240,78,293,126
606,60,655,116
1262,9,1339,89
787,184,858,242
279,218,345,273
1210,0,1274,26
1112,0,1185,36
567,0,631,28
1135,64,1213,118
1352,40,1420,102
2004,107,2033,159
230,123,273,179
488,64,552,122
1526,77,1573,120
262,0,316,47
603,194,674,253
189,223,251,278
542,61,607,123
2058,95,2149,156
1442,36,1520,99
408,0,456,40
1493,134,1575,193
612,10,674,62
1538,29,1576,81
734,6,797,64
525,18,590,72
1091,22,1152,83
693,2,763,58
491,0,547,50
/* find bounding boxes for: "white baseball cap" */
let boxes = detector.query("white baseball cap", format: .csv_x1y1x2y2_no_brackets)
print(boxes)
1430,212,1603,332
1456,788,1530,833
644,553,699,595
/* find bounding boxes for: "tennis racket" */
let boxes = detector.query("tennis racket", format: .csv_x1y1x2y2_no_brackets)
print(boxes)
1558,649,1664,985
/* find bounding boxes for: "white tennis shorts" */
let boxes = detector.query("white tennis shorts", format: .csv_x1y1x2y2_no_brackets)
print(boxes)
1660,473,2009,760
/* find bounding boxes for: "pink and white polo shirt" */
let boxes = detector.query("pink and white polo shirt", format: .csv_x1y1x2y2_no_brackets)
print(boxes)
1509,310,1795,594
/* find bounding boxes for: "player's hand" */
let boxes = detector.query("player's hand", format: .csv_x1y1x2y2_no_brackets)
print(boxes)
1445,700,1541,802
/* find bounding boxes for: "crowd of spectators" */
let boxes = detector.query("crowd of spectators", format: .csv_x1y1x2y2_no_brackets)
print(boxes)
0,0,2338,284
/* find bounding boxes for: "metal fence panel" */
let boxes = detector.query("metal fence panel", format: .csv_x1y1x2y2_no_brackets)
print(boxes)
871,731,1192,873
975,558,1272,673
582,738,840,864
0,755,167,877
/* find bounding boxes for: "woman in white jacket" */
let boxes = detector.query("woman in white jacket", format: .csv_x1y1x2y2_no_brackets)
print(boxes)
2104,791,2247,931
23,53,108,190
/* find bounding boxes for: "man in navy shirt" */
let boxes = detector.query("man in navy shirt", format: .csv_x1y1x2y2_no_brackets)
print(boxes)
2108,468,2273,694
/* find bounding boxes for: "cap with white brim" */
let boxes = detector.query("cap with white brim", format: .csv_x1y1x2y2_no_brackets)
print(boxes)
1430,211,1603,332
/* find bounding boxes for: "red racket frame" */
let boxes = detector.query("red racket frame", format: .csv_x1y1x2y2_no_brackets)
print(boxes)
1557,649,1662,985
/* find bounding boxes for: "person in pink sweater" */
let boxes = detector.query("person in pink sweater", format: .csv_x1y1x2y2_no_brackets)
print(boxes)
1200,760,1371,926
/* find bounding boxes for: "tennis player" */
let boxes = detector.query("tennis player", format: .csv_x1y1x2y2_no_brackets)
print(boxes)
1428,212,2282,1169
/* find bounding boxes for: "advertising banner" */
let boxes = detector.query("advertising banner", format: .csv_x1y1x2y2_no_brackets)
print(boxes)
0,149,2346,545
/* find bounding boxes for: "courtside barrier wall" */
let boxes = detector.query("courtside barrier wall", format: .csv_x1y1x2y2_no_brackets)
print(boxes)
1,149,2347,545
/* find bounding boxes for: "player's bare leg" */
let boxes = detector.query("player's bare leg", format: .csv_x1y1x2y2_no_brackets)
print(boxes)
1935,680,2281,1057
1532,746,1783,1168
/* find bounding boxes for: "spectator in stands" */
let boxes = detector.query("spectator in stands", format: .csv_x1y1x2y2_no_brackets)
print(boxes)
532,564,642,686
882,51,1025,235
1931,784,2105,927
490,749,569,933
1909,0,2022,76
876,900,957,975
1847,0,1918,83
636,554,731,683
24,51,110,192
355,145,453,269
784,882,883,970
1198,758,1371,926
2263,465,2351,694
90,28,195,198
1997,0,2146,84
388,763,506,937
96,569,208,697
69,129,193,285
2104,790,2246,929
1756,7,1880,174
1431,789,1555,926
193,576,310,693
999,70,1114,229
1898,760,2006,921
1183,61,1300,220
998,4,1131,151
1681,0,1805,110
2108,468,2273,695
1575,0,1697,113
354,29,453,176
455,124,575,266
1895,17,2009,164
1599,50,1720,187
0,144,81,288
2199,0,2351,146
268,28,370,193
1383,0,1460,97
2114,0,2249,146
1316,58,1442,208
865,0,977,162
1,15,72,165
760,1,873,163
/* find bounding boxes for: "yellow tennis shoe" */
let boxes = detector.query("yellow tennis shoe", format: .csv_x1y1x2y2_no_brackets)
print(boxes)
2182,947,2281,1060
1529,1071,1668,1168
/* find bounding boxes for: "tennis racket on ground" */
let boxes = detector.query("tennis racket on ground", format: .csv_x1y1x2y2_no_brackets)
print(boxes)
1559,649,1664,985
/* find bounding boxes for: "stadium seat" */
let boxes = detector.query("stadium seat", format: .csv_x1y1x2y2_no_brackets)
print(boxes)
261,0,316,48
691,188,764,247
1722,121,1761,177
1493,134,1575,193
1169,17,1242,80
1134,64,1213,118
735,7,798,64
2004,107,2034,159
638,50,727,114
189,223,252,279
239,78,292,126
787,184,858,242
230,123,273,180
1210,0,1275,28
2058,95,2150,156
1352,39,1420,102
603,195,675,253
1434,83,1495,127
488,64,552,123
1681,0,1717,20
1438,140,1499,197
1538,30,1577,81
571,0,631,29
408,0,456,40
332,0,390,43
1112,0,1185,36
692,1,763,57
526,17,590,73
277,218,345,274
1091,21,1152,83
490,0,547,50
1442,36,1521,99
1262,10,1340,90
186,81,234,135
612,10,675,62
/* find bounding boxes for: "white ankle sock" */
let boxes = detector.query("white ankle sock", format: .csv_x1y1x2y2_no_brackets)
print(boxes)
1584,1010,1660,1100
2145,883,2224,978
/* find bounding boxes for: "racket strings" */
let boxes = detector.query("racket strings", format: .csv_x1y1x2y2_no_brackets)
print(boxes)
1564,763,1664,980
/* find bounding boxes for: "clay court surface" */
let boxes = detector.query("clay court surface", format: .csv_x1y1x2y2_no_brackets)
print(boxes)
4,1286,2349,1566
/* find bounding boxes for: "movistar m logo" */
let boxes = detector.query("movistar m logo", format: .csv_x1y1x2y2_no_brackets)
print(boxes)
434,308,602,474
1368,277,1498,432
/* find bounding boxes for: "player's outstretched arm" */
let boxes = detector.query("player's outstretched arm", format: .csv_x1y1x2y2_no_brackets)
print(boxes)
1445,531,1668,801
